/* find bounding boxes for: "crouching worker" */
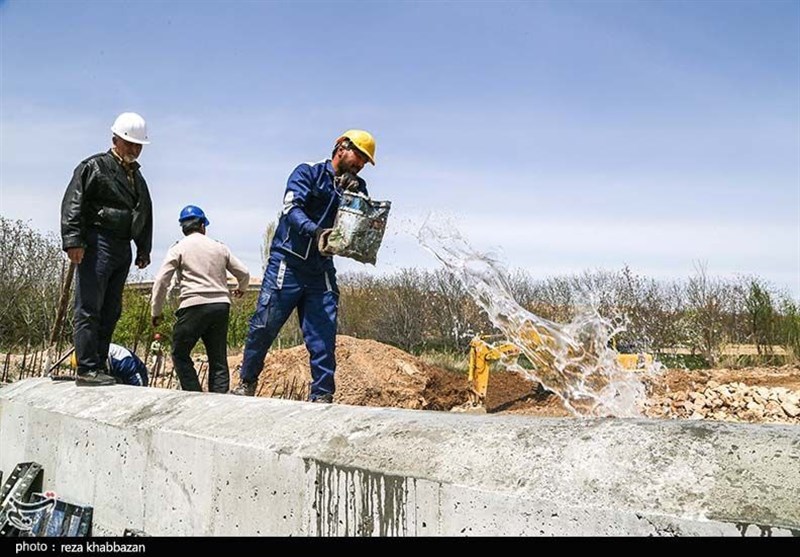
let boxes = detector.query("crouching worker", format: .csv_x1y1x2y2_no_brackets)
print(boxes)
71,343,148,386
108,344,149,386
150,206,250,393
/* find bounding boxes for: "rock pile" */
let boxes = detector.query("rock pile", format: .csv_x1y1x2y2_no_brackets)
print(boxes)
645,380,800,424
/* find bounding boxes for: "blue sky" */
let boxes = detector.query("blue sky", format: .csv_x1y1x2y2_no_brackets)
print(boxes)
2,0,798,297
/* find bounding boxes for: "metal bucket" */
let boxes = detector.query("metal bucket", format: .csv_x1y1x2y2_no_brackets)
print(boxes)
326,192,391,265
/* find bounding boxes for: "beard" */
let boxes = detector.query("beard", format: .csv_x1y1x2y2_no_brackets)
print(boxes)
337,160,359,175
113,146,139,164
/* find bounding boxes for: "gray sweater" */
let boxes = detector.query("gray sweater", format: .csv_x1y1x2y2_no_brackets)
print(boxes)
151,233,250,317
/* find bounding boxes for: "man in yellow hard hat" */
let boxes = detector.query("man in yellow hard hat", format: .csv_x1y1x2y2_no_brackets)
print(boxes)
232,130,376,402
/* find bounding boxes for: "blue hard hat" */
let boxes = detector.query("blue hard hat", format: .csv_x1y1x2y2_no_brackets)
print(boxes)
178,205,209,227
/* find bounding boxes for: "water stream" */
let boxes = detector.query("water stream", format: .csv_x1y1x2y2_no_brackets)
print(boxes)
418,216,653,418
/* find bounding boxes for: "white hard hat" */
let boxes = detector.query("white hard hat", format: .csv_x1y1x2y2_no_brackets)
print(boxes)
111,112,150,145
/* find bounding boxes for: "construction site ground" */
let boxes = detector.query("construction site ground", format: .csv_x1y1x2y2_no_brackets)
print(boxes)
220,335,800,423
4,335,798,423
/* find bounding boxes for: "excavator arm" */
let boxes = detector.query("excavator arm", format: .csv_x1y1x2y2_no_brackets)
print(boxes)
467,335,520,409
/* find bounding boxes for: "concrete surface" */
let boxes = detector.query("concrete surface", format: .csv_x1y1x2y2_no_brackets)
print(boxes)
1,378,798,536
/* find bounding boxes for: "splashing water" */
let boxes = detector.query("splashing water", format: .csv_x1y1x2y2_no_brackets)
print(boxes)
418,216,648,418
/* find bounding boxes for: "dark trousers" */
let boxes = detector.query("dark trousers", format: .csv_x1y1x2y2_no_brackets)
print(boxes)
171,303,231,393
240,255,338,399
73,229,132,373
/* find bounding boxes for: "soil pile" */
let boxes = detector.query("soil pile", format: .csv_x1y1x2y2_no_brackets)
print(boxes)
229,335,468,410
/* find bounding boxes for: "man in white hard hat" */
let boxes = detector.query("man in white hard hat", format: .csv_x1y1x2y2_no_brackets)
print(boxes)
231,130,376,402
60,112,154,387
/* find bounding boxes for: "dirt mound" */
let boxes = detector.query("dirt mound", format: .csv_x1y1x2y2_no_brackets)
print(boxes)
225,336,800,424
229,335,468,410
482,371,572,417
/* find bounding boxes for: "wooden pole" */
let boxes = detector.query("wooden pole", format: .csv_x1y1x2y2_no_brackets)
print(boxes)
43,262,76,374
2,352,10,383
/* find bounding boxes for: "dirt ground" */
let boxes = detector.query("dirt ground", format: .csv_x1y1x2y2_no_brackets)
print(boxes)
225,335,800,423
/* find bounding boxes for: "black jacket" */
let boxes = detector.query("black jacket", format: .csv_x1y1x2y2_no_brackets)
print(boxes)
60,150,153,259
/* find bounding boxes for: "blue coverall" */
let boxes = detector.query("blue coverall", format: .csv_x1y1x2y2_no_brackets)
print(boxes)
107,344,149,386
239,160,367,400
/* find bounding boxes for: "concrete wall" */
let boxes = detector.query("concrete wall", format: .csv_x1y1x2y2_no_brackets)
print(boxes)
1,378,798,536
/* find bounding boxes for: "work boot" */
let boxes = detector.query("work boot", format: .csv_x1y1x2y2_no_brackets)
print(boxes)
311,393,333,404
75,370,116,387
231,380,257,397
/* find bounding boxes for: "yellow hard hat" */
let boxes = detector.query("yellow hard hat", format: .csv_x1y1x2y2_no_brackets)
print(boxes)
337,129,376,165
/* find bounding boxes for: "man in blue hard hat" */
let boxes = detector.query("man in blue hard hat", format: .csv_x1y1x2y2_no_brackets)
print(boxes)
151,206,250,393
231,130,376,402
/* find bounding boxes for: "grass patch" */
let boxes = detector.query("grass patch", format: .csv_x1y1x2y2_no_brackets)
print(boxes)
655,353,709,370
417,350,468,374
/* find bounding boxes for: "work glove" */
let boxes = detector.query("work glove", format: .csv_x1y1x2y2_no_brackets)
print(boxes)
316,228,335,256
335,172,361,192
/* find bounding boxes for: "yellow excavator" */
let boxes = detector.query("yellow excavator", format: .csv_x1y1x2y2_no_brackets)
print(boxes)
464,334,653,411
466,335,521,410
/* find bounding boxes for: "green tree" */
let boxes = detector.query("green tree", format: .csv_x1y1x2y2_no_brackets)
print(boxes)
778,297,800,361
745,279,775,355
